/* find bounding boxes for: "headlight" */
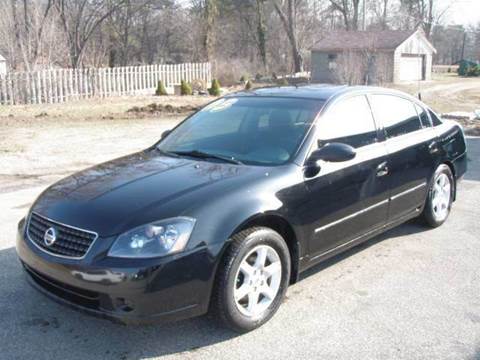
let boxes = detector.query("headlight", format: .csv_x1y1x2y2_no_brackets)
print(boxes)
108,217,196,258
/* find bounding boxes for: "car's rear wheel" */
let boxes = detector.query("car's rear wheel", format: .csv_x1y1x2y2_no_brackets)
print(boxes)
422,164,454,227
211,227,290,333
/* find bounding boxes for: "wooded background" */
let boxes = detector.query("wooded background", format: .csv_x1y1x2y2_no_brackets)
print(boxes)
1,0,479,85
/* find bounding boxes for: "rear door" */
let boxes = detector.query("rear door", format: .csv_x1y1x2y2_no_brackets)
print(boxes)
369,94,437,221
304,95,390,257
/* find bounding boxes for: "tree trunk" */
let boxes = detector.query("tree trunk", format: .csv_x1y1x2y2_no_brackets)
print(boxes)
255,0,268,72
203,0,218,62
120,0,132,66
272,0,304,73
382,0,389,30
351,0,360,30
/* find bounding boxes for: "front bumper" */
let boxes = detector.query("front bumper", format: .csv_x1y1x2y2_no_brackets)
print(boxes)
16,219,221,325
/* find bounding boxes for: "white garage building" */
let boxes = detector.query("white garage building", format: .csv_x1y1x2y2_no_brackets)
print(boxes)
311,28,436,84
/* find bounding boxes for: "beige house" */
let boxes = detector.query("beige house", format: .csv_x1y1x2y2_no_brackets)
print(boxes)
311,29,436,84
0,54,6,75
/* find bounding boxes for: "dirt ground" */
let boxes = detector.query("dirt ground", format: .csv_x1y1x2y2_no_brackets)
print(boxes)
388,73,479,112
0,95,212,193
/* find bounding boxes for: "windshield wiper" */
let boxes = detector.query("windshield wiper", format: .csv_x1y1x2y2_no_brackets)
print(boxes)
171,150,243,165
155,148,181,157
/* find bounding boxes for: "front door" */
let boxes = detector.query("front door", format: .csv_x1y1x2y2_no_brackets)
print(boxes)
303,95,390,258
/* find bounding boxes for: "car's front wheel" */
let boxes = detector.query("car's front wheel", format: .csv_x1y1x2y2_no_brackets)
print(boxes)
211,227,291,333
422,164,455,227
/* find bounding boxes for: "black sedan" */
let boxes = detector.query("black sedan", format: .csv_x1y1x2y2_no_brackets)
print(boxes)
17,85,467,332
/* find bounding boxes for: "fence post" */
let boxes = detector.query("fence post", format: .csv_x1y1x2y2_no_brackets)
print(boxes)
143,65,147,91
30,71,37,104
78,69,83,99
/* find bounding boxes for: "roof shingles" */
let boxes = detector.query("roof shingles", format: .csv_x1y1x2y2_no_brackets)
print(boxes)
312,30,416,52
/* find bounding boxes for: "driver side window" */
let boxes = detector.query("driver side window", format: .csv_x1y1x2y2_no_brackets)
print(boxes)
317,95,377,148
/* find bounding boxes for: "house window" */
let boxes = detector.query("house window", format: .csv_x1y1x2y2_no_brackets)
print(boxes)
328,54,337,70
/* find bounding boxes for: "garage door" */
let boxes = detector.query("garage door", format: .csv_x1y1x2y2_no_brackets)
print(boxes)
399,55,423,81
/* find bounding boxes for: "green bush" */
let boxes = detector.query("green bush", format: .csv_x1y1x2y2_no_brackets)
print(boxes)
240,75,247,82
458,61,468,76
255,73,263,81
180,80,192,95
277,78,289,86
458,60,477,76
467,65,480,77
208,79,221,96
272,72,278,80
155,80,168,96
245,80,252,90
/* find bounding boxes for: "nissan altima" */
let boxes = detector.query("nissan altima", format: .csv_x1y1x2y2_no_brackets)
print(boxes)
16,85,467,332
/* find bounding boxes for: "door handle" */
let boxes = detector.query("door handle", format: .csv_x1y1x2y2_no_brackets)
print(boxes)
428,141,439,154
376,162,389,177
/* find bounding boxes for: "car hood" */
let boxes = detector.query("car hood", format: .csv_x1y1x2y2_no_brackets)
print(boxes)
32,149,270,236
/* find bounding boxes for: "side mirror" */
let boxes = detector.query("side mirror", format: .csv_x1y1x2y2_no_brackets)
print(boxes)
304,142,356,177
161,129,171,139
308,142,356,163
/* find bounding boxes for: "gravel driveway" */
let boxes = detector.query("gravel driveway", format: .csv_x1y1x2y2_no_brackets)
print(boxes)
0,122,479,359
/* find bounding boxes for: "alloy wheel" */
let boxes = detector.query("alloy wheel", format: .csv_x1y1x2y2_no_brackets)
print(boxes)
431,173,451,222
233,245,282,318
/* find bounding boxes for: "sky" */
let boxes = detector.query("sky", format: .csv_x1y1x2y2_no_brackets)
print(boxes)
440,0,480,27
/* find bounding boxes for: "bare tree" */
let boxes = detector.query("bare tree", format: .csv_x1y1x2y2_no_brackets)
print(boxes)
203,0,218,61
255,0,268,71
3,0,56,70
400,0,452,38
271,0,304,73
54,0,127,68
0,0,470,80
329,0,361,30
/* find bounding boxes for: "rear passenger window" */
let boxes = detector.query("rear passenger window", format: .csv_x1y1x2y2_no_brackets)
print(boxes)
370,95,422,138
415,104,432,128
317,95,377,148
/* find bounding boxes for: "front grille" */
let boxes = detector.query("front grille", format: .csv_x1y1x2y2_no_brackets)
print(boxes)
27,212,98,259
24,264,101,310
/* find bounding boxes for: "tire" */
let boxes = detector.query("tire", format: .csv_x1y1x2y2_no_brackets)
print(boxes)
211,227,291,333
422,164,455,228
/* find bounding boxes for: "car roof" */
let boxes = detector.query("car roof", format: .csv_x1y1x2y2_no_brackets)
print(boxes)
228,84,416,103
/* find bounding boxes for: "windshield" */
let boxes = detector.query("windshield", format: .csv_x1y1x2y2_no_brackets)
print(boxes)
157,97,323,166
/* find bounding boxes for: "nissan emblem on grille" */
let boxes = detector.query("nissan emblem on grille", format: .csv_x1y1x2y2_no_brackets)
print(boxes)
43,227,57,246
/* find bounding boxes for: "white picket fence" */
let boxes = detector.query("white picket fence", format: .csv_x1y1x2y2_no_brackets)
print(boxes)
0,62,212,105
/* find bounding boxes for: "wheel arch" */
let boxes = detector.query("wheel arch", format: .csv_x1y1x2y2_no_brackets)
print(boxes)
231,213,301,284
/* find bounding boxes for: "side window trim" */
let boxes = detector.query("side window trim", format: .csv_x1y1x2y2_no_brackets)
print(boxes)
414,103,433,128
365,94,385,142
427,108,443,126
